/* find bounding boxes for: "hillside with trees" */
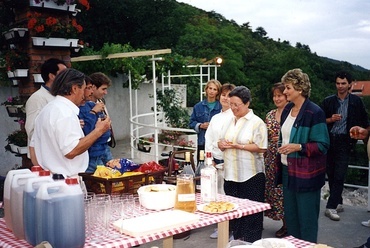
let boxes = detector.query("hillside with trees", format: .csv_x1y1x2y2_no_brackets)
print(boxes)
73,0,370,117
1,0,369,117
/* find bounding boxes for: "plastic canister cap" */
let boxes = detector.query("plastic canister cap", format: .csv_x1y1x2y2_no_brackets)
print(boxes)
39,170,51,177
65,178,78,185
31,165,43,172
52,174,65,180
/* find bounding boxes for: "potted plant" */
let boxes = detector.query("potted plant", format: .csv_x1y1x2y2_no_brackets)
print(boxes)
175,137,195,150
5,49,29,78
2,28,29,41
27,12,83,47
137,137,152,153
154,88,190,129
30,0,90,12
6,129,28,154
2,96,26,118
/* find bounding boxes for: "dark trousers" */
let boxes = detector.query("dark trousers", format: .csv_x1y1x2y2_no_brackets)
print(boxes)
326,134,351,209
282,166,320,243
224,173,265,243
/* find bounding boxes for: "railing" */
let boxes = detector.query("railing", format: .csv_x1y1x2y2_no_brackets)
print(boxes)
344,140,370,211
129,111,196,162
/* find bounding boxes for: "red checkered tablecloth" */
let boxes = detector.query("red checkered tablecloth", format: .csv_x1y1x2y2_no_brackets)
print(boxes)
284,235,316,248
0,194,270,248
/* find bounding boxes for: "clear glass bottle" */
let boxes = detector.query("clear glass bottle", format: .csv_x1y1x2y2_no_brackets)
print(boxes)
195,150,205,191
182,152,195,176
200,151,218,203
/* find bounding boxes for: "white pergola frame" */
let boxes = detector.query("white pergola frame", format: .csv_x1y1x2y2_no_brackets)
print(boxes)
72,49,220,163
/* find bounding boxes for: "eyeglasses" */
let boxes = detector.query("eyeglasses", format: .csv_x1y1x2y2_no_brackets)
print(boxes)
230,102,245,108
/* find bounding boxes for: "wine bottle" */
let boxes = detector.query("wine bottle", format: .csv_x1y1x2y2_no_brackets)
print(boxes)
200,151,218,203
182,152,195,176
195,150,205,191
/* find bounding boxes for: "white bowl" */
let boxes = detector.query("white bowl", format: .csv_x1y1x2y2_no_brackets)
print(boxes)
137,184,176,210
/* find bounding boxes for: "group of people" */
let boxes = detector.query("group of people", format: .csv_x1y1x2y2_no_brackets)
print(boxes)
23,59,370,245
25,58,114,178
190,69,370,245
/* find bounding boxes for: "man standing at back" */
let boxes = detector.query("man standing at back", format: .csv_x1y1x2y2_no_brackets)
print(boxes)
25,58,67,166
321,71,369,221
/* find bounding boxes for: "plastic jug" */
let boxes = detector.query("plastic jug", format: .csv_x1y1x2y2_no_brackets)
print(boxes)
3,168,32,231
10,173,38,239
35,181,85,248
23,176,54,246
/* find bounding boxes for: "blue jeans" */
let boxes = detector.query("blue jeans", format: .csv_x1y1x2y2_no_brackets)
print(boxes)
86,146,113,173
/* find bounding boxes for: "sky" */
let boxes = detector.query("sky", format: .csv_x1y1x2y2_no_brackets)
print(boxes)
177,0,370,70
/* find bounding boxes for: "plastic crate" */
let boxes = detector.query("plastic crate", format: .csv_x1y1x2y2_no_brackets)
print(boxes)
79,169,166,195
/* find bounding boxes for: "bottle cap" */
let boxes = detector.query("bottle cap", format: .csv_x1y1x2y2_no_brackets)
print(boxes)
52,174,65,180
185,152,191,162
206,152,212,158
31,165,43,172
65,178,79,185
39,170,51,177
199,150,205,160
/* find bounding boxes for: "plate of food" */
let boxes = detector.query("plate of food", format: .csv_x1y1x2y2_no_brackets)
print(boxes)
252,238,295,248
197,201,237,214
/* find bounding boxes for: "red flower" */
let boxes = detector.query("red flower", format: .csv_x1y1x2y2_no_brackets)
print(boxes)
27,12,83,38
45,17,58,27
78,0,90,10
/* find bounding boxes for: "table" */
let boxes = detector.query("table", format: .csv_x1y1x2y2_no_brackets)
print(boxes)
0,194,270,248
284,236,316,248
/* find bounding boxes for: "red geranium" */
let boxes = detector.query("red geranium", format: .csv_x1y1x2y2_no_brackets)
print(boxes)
27,12,83,38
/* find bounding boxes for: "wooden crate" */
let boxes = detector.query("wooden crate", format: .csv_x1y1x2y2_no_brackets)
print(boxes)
79,169,166,195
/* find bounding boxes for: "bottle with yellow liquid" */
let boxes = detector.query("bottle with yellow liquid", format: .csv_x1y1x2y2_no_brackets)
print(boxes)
174,174,196,213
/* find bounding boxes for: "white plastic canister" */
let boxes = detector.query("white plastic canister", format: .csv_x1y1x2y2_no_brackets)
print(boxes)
35,181,85,248
23,176,54,246
10,173,38,239
3,168,32,231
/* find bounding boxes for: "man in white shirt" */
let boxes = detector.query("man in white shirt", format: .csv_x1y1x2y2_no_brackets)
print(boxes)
25,58,67,166
32,68,111,177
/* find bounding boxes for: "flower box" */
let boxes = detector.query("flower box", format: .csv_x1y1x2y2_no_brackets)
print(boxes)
7,70,28,78
137,144,151,153
11,80,19,87
32,37,79,47
17,146,28,155
9,144,18,153
2,28,28,41
5,105,26,118
33,73,44,83
7,71,14,78
29,0,77,12
13,69,28,78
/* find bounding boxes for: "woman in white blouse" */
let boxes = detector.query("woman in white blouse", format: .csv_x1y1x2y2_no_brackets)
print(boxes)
218,86,268,242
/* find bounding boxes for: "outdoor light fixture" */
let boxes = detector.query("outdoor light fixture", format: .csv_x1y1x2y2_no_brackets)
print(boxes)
215,57,223,65
203,56,223,65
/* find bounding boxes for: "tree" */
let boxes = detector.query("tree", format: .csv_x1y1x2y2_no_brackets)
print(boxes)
255,26,267,38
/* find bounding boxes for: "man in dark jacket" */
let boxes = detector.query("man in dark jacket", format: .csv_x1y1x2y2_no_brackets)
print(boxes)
321,71,370,221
